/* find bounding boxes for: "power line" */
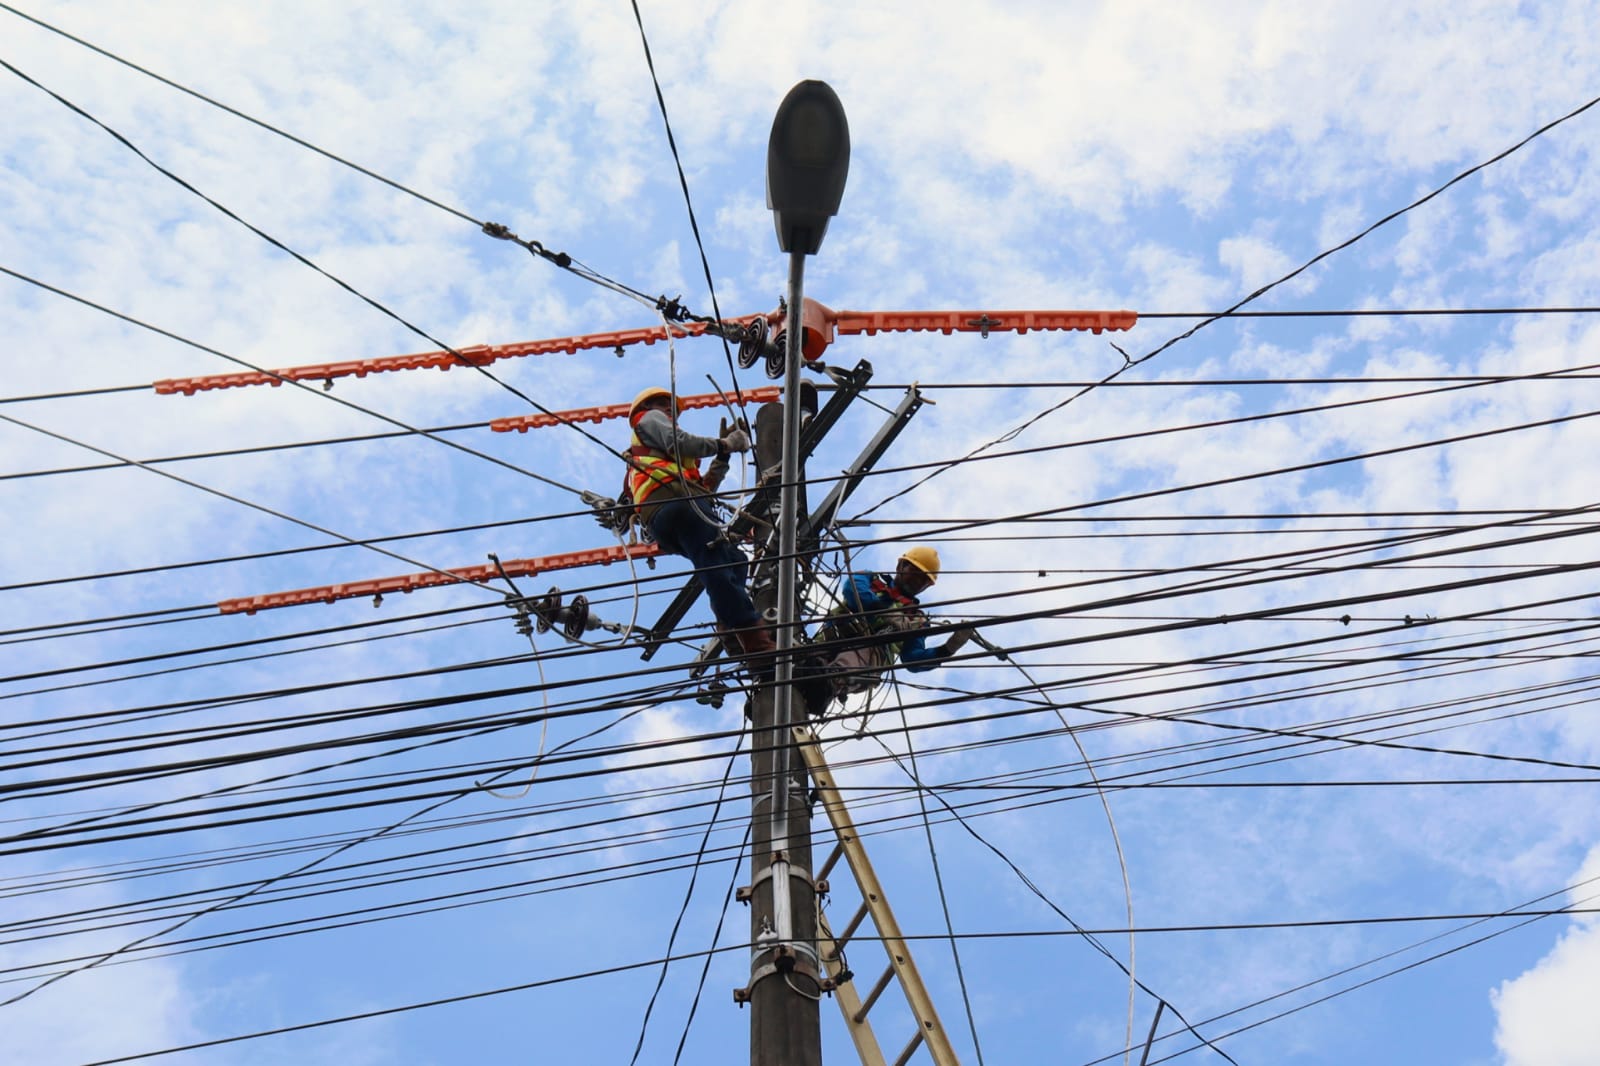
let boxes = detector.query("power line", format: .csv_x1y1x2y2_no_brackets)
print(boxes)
0,408,508,603
0,264,581,497
849,90,1600,521
628,0,749,408
0,61,683,498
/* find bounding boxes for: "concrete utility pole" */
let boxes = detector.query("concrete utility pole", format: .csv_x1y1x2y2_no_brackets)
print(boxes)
739,80,850,1066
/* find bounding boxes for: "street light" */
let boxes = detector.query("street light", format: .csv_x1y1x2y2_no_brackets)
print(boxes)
767,80,851,255
753,80,850,1028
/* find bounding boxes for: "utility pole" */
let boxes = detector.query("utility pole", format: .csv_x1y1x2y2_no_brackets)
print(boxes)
736,80,850,1066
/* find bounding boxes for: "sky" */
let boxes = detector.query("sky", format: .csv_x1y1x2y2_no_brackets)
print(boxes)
3,2,1600,1064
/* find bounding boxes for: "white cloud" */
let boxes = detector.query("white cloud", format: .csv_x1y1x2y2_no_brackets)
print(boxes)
7,2,1600,1063
1492,844,1600,1065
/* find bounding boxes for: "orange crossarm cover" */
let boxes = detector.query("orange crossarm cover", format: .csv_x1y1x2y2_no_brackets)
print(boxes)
156,306,1135,396
491,385,782,433
831,309,1137,337
153,321,736,396
218,542,662,615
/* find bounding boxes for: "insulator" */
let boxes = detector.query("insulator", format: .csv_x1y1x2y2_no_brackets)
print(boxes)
533,588,562,634
766,331,787,379
737,317,767,370
562,594,591,641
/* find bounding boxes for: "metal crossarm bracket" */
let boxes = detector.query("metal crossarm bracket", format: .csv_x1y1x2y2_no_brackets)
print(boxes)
800,383,926,554
639,360,876,657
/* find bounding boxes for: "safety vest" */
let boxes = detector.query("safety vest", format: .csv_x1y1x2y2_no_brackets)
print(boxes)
625,412,704,506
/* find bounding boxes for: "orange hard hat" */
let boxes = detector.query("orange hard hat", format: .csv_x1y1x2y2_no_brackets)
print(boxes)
630,387,676,417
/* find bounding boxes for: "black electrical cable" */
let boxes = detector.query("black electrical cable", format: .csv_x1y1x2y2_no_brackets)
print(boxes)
850,90,1600,522
1099,875,1600,1066
9,547,1587,781
0,1,673,313
9,697,1587,973
0,418,487,485
1139,305,1600,320
889,681,988,1065
0,64,685,503
628,0,748,408
0,684,664,1005
0,382,148,404
849,400,1600,532
0,265,580,499
875,730,1238,1064
11,362,1594,491
21,630,1587,896
12,515,1600,870
12,557,1600,819
670,823,752,1066
16,613,1580,864
625,728,744,1066
0,1,480,223
870,368,1600,388
21,483,1587,713
6,422,1583,653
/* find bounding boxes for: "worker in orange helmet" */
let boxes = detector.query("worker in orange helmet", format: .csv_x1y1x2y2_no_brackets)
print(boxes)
624,387,774,659
796,545,975,713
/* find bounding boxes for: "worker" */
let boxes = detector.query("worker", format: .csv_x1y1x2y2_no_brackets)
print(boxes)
796,545,974,713
625,386,774,659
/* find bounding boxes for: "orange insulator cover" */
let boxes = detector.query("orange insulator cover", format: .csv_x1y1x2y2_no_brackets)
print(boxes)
152,321,744,396
489,386,782,433
154,306,1133,396
217,542,662,615
798,298,836,361
830,309,1137,337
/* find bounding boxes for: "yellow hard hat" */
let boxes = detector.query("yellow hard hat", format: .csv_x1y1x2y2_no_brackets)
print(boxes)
630,387,676,417
898,545,940,583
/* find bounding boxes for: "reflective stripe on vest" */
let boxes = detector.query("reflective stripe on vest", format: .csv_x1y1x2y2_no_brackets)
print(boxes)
625,418,703,506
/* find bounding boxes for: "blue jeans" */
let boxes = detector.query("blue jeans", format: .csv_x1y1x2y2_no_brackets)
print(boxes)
648,495,759,630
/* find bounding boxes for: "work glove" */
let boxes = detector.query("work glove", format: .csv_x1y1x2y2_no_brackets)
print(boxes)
941,626,976,657
720,426,752,453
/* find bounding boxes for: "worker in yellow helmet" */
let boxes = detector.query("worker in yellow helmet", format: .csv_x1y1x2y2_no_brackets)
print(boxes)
796,545,974,713
624,387,773,658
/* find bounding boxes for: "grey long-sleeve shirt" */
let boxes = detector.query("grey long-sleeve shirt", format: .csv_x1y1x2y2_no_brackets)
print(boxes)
632,409,721,459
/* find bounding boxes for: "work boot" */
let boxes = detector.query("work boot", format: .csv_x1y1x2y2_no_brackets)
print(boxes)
736,626,777,680
794,656,834,718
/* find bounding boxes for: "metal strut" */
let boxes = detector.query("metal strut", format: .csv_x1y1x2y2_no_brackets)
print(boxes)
641,368,931,660
795,724,962,1066
639,359,878,657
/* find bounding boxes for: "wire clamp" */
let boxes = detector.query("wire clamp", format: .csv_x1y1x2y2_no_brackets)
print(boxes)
482,220,573,267
581,489,631,534
656,294,690,322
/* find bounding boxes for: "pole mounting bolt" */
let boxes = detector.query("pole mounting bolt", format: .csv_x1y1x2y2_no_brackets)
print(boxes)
968,314,1001,338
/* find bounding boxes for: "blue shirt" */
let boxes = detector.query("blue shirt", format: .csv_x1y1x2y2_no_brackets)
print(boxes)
837,572,943,671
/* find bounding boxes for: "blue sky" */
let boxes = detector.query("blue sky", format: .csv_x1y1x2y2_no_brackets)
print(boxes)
4,2,1600,1064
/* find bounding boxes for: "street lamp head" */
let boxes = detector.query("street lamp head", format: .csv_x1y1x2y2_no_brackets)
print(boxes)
766,80,850,256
